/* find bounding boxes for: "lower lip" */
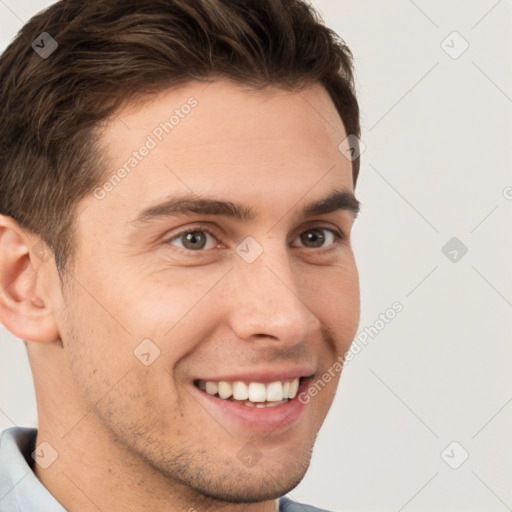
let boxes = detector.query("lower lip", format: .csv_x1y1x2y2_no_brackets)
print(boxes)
191,378,312,433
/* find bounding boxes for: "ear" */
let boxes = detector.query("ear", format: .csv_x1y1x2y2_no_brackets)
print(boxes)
0,214,60,343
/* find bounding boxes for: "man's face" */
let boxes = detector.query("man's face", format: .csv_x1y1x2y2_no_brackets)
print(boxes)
54,79,360,501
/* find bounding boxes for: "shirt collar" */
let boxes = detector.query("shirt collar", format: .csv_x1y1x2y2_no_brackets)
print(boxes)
0,427,66,511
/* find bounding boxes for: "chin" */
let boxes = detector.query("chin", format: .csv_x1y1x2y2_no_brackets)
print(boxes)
188,457,311,503
152,441,314,504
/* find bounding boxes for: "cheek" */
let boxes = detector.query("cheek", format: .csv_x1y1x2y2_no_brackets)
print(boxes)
115,265,227,336
59,277,146,413
62,302,133,401
302,259,360,345
62,298,180,432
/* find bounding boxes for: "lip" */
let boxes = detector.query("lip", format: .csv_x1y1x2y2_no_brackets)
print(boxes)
191,366,316,384
190,376,314,433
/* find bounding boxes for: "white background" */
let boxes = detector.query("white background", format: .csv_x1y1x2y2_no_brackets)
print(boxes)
1,1,511,510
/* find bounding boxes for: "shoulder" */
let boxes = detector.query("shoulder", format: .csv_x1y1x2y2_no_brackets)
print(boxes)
279,496,338,512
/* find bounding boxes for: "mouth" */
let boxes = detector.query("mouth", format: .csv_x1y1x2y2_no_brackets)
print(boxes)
193,376,307,408
191,373,315,432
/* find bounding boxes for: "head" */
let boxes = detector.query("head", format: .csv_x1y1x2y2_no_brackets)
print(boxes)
0,0,361,505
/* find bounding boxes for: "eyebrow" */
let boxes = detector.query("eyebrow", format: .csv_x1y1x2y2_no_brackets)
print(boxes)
129,189,360,226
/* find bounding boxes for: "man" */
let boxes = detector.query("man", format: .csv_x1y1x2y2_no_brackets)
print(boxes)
0,0,361,510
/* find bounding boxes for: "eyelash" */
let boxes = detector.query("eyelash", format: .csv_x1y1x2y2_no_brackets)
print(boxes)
164,224,344,255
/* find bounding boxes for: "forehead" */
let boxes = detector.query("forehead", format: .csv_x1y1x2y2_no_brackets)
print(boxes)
83,78,353,229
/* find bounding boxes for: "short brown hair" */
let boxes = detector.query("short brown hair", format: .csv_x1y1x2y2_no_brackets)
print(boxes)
0,0,360,278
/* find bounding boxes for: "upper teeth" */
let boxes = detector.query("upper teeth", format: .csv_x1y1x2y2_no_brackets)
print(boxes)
198,378,300,402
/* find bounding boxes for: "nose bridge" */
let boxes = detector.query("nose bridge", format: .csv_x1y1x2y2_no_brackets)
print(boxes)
227,239,319,342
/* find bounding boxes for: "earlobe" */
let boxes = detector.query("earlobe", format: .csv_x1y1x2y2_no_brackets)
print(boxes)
0,215,60,343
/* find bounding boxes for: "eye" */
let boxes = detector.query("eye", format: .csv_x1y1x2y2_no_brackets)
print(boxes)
292,227,342,249
165,225,343,253
167,228,219,251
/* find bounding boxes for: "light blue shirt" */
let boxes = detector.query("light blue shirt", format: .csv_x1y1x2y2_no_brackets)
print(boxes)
0,427,66,511
0,427,330,512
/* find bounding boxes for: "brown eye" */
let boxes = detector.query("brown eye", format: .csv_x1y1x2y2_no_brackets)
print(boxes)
168,229,217,251
293,228,341,249
300,228,325,248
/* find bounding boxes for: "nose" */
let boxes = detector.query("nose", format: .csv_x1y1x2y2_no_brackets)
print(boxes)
226,243,321,346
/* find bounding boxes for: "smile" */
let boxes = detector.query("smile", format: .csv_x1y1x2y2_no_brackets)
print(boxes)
194,378,302,408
